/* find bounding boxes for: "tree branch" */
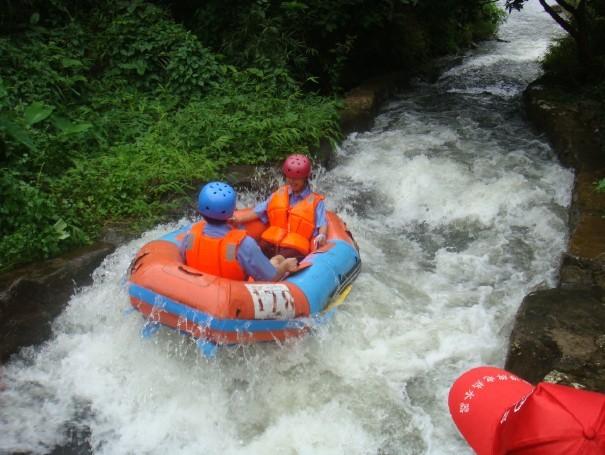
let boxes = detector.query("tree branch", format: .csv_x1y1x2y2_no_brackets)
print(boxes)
538,0,578,39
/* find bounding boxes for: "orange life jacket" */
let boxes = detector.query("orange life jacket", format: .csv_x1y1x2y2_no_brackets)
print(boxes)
184,222,247,280
261,186,324,255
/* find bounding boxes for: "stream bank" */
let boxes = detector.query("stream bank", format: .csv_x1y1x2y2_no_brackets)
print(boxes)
504,80,605,393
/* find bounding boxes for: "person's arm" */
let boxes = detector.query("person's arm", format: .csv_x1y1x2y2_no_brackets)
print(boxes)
232,210,259,225
232,198,270,225
179,225,192,261
314,224,328,247
313,200,328,247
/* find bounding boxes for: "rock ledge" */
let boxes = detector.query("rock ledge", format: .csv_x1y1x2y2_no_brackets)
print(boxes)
504,82,605,392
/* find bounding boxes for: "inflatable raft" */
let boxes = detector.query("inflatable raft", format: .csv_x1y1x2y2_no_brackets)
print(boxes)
127,209,361,356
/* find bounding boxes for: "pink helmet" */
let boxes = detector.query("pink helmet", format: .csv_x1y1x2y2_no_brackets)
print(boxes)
282,154,311,179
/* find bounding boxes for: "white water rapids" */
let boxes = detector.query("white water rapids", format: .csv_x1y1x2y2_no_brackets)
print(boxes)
0,3,574,454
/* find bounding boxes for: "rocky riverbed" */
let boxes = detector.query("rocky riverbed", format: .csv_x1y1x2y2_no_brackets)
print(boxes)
1,71,604,394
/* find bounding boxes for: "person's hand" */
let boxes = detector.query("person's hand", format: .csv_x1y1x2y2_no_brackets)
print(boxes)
270,254,286,267
313,233,327,247
273,256,298,281
282,257,298,273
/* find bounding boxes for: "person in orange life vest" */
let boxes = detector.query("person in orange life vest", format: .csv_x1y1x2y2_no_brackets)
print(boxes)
180,182,298,281
231,154,328,260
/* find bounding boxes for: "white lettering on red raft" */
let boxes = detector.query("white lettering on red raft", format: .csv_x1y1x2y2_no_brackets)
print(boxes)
457,373,529,418
244,283,296,320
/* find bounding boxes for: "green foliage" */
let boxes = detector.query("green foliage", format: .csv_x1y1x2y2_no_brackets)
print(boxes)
0,167,71,269
82,2,227,99
0,22,92,107
0,0,501,271
177,0,502,93
596,178,605,193
0,0,98,34
0,77,37,153
541,35,605,94
541,36,585,86
203,1,305,91
160,84,341,167
415,0,504,56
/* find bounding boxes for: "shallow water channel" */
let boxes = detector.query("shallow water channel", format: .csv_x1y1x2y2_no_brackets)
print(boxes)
0,3,574,454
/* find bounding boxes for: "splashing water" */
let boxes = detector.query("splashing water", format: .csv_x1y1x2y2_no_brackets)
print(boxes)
0,3,572,454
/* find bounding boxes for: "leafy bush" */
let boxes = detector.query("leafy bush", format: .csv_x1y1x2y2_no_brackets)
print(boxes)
161,84,341,167
541,36,585,86
0,24,92,108
82,2,227,99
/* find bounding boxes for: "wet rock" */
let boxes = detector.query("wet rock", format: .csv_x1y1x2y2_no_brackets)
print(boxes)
523,82,605,172
223,164,276,191
338,71,412,136
338,62,459,137
0,242,115,363
505,287,605,392
560,254,605,290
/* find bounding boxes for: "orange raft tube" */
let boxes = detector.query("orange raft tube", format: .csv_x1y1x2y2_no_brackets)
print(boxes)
127,210,361,356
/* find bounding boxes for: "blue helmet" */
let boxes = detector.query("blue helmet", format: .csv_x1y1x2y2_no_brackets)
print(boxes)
197,182,236,220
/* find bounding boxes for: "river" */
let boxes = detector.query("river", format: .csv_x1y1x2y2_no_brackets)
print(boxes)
0,2,573,454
